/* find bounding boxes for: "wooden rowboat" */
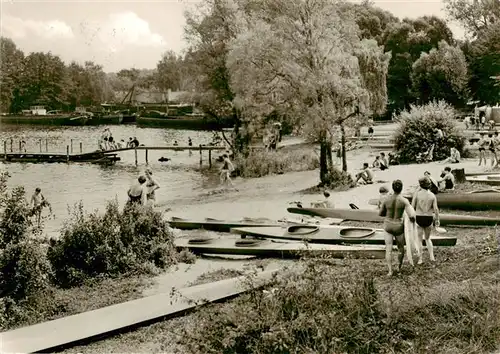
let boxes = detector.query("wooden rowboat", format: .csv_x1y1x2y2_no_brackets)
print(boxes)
287,207,500,227
168,216,343,232
175,236,386,259
231,225,457,246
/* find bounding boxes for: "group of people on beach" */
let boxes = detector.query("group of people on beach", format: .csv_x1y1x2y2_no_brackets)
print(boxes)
475,131,500,168
377,167,456,276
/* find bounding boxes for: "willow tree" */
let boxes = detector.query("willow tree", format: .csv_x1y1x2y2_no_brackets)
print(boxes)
226,0,390,184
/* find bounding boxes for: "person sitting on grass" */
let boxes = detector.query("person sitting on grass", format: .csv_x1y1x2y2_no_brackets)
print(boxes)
416,143,435,163
438,167,455,191
442,147,461,164
311,191,334,208
355,162,374,185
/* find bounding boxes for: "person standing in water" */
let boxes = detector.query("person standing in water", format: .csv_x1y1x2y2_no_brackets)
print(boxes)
379,179,416,276
126,176,147,207
411,176,439,265
220,154,236,189
31,187,47,227
145,169,160,206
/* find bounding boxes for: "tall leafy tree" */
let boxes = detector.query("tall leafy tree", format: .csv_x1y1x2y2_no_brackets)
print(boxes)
18,52,69,111
383,16,455,113
156,50,189,91
411,41,469,106
227,0,390,182
443,0,500,38
0,38,24,113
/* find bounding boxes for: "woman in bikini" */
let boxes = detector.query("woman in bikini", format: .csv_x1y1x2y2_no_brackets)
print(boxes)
411,177,439,265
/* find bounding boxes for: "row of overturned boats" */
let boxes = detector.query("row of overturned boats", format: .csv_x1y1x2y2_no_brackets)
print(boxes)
169,172,500,260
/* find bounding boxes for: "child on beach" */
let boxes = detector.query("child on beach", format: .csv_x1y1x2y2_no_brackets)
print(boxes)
377,186,389,209
355,163,374,185
311,191,334,208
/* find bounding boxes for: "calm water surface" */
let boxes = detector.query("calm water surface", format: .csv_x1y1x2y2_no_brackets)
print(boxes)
0,124,218,234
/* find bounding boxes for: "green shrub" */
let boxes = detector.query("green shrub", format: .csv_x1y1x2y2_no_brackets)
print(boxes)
393,101,466,164
235,149,319,178
47,200,177,288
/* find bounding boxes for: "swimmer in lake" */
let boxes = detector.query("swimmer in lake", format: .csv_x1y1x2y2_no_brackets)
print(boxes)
379,179,416,276
411,176,439,265
126,175,147,207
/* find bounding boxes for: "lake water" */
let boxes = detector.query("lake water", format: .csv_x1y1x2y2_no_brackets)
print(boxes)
0,124,221,235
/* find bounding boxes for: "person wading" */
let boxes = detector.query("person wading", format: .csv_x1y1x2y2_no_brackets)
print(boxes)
145,169,160,206
127,175,147,207
411,176,439,265
379,179,416,276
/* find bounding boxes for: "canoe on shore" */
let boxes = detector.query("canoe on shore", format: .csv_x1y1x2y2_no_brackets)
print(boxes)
167,216,343,232
466,175,500,186
231,225,457,246
401,191,500,210
287,207,500,227
175,236,387,259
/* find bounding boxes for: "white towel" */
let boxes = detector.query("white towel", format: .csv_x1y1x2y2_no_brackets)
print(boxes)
403,207,417,267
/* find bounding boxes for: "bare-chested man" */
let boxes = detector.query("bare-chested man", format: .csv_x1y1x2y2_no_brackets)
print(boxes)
379,179,416,276
411,177,439,265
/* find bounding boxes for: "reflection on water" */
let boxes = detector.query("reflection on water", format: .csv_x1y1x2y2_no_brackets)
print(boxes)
0,124,220,234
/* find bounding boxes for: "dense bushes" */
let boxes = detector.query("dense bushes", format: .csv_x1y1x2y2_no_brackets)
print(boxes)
234,148,319,178
0,171,182,329
47,200,177,288
393,101,466,164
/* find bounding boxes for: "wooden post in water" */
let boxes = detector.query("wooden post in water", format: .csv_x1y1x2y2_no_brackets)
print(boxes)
134,147,138,165
199,145,203,166
18,141,21,152
39,139,42,152
208,148,212,168
80,142,83,154
70,139,73,154
46,139,48,152
66,145,69,163
10,138,13,152
145,149,149,165
4,141,7,159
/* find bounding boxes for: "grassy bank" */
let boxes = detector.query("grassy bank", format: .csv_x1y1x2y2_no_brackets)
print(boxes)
64,222,499,354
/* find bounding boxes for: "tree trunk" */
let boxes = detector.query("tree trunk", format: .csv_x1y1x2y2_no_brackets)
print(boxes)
340,124,348,172
319,139,333,185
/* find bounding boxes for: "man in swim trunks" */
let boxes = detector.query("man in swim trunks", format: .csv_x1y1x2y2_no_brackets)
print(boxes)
126,175,147,207
145,169,160,206
411,177,439,265
379,179,416,276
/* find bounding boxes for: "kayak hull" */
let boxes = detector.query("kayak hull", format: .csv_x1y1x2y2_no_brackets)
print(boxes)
403,192,500,211
231,225,457,246
287,207,500,227
175,236,386,259
168,217,282,232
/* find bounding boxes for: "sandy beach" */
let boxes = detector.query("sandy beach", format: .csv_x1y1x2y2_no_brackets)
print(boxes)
142,143,487,297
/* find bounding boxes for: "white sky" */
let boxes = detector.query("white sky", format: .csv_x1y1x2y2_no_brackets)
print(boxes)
0,0,466,72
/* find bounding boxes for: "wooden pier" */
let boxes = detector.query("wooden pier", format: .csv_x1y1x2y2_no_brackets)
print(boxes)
1,138,227,167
